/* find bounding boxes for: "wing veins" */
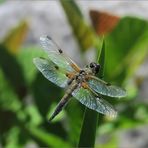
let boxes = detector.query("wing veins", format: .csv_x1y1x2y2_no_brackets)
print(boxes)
72,85,117,117
40,36,80,72
33,57,68,88
87,75,126,98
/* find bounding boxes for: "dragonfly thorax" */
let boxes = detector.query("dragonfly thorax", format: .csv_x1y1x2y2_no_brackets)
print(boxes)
75,63,101,84
75,70,87,83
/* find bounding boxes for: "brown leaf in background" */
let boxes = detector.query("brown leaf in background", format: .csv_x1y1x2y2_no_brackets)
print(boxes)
2,21,28,55
90,10,120,35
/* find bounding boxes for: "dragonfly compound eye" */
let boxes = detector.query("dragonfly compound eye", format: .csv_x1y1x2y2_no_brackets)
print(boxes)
90,62,95,68
90,62,101,74
95,64,101,74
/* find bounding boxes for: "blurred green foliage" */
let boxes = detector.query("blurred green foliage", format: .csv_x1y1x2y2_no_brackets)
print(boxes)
0,0,4,4
0,0,148,148
60,0,100,53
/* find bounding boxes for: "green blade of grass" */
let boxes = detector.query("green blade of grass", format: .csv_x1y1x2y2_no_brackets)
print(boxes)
97,38,105,78
78,108,98,147
78,39,105,147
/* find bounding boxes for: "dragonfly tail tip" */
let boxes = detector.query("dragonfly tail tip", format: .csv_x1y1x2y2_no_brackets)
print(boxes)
48,118,53,124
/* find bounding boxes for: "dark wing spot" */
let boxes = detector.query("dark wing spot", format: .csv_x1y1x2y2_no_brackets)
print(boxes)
58,49,63,54
46,35,52,40
54,65,59,70
66,73,69,77
106,82,111,86
39,57,46,59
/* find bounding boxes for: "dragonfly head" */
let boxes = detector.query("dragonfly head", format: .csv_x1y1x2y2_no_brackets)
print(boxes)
89,62,101,74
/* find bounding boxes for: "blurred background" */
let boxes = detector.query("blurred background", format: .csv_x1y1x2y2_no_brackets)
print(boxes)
0,0,148,148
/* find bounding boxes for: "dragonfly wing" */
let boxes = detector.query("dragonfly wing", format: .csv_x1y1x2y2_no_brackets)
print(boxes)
88,76,127,98
40,36,80,72
72,87,117,117
33,57,68,88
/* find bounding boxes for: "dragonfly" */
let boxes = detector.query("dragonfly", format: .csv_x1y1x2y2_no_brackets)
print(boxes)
33,36,126,122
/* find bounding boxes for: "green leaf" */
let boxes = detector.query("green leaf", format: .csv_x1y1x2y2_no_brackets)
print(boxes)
66,99,83,145
0,44,27,98
28,126,71,148
78,39,105,147
21,48,63,117
17,47,46,85
97,38,105,78
78,108,99,147
5,127,21,148
2,21,28,55
0,0,5,3
31,72,63,117
105,17,148,83
24,104,43,126
60,0,100,52
0,69,22,112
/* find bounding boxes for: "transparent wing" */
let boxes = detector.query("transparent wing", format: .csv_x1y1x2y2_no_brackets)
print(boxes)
72,87,117,117
40,36,80,72
33,57,68,88
88,76,127,98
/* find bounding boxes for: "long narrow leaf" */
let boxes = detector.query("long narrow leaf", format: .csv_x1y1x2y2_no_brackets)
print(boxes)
60,0,98,52
28,126,71,148
78,39,105,147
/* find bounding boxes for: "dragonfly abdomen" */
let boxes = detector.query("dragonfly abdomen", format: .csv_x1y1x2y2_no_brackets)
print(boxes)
48,83,78,122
